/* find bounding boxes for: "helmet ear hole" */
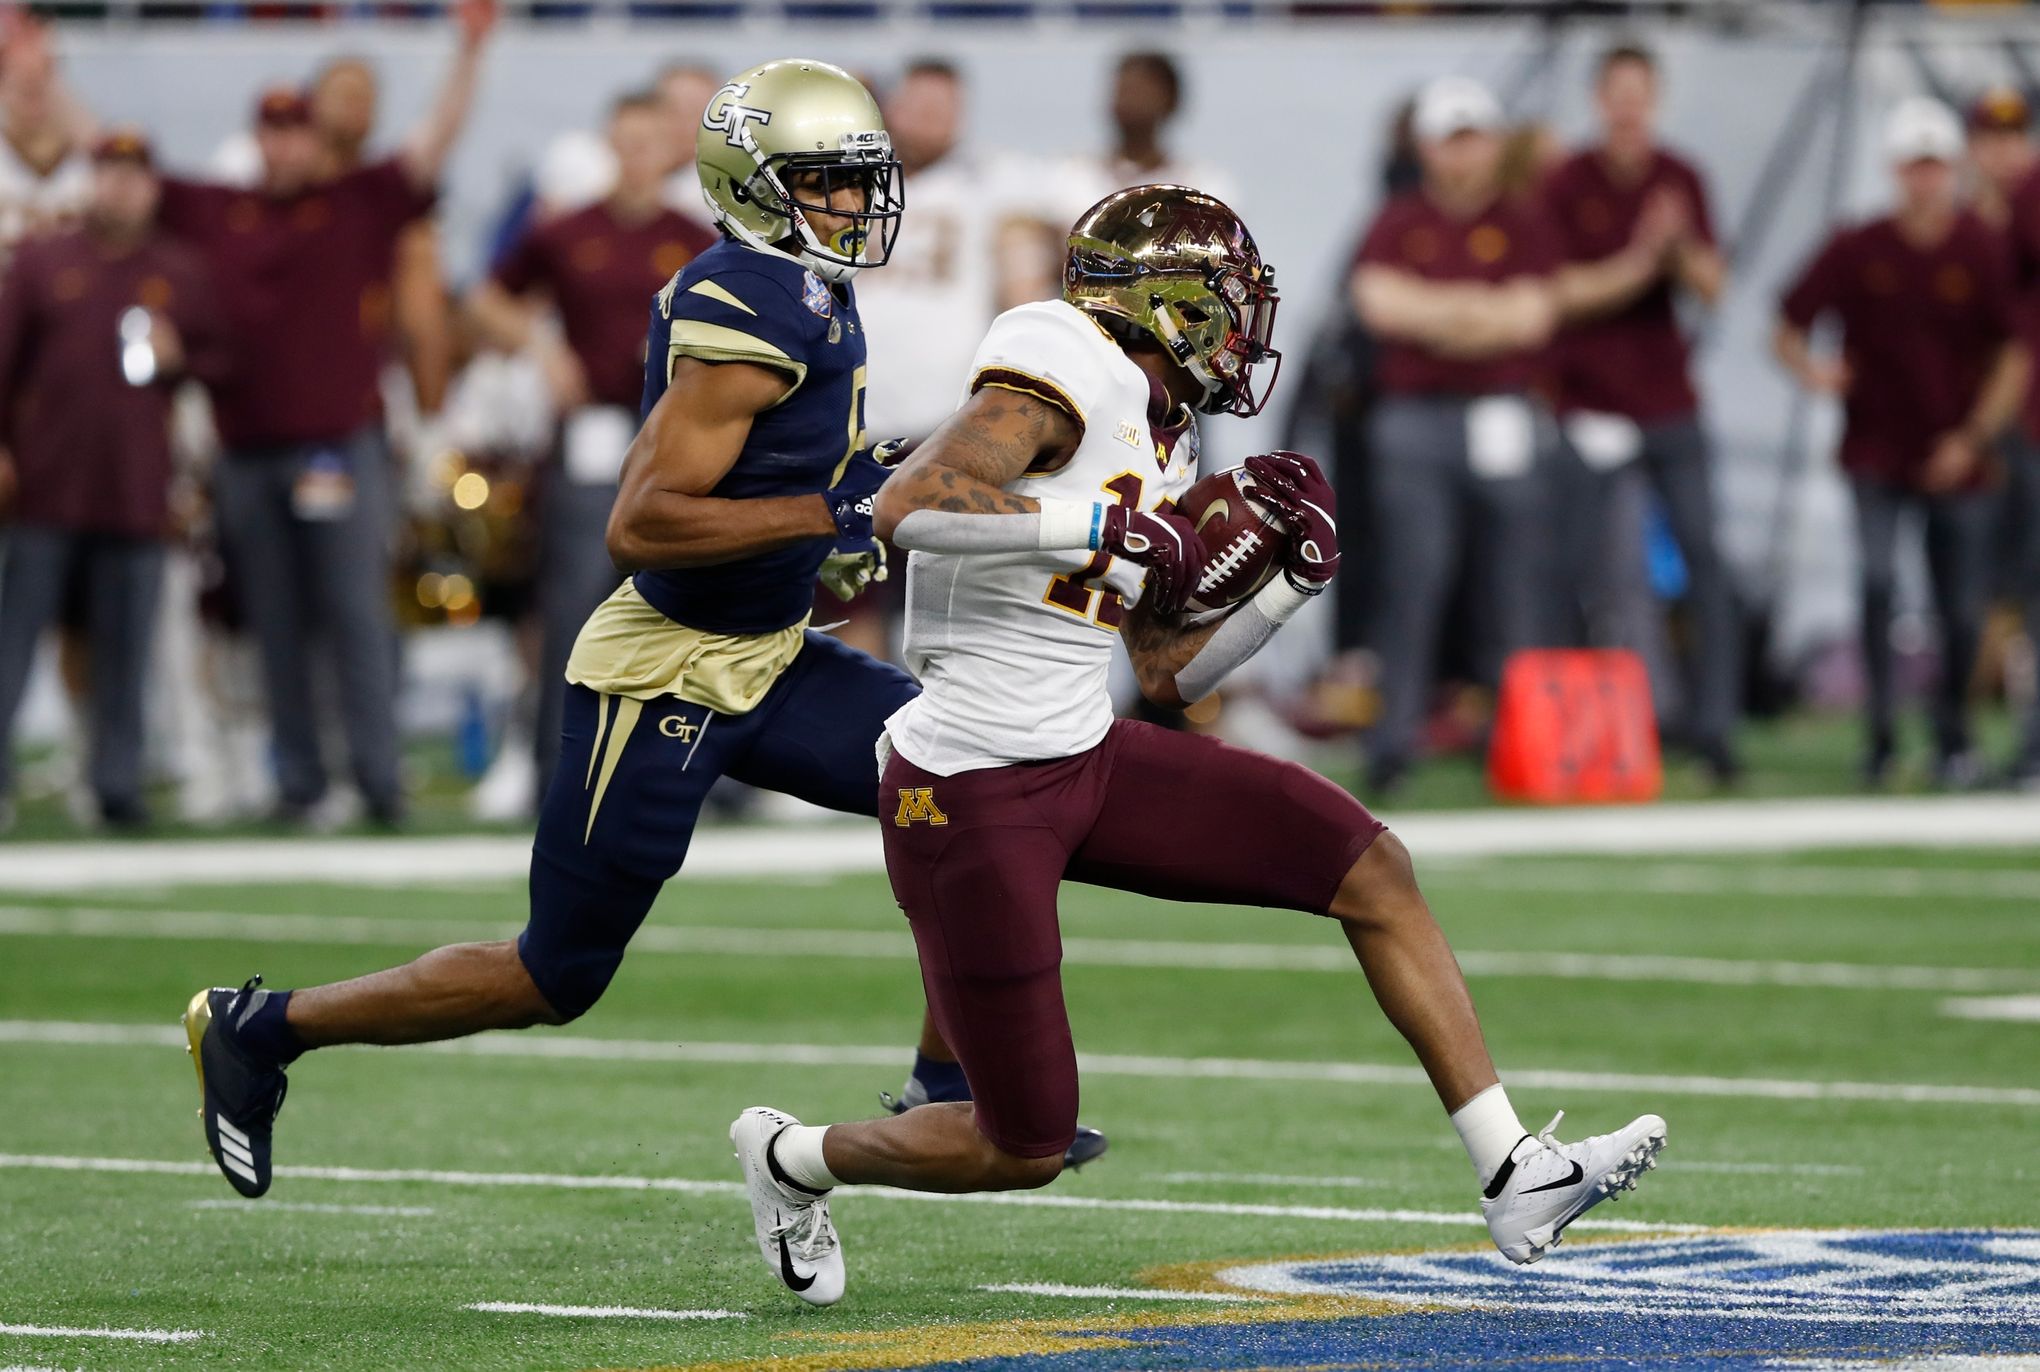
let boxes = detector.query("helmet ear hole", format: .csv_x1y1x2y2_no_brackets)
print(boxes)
1177,304,1210,325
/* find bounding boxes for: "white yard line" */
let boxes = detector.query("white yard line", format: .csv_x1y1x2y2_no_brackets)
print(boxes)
6,1020,2036,1107
4,794,2040,892
1166,1163,1858,1184
0,1154,742,1194
186,1199,435,1216
1154,1172,1387,1188
1390,795,2040,856
0,1153,1704,1236
1447,861,2040,902
463,1303,742,1321
3,906,2031,995
978,1284,1272,1303
0,1324,200,1344
1942,995,2040,1023
1663,1161,1864,1176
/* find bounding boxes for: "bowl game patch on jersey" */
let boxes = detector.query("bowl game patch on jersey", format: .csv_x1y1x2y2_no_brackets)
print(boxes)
802,269,833,318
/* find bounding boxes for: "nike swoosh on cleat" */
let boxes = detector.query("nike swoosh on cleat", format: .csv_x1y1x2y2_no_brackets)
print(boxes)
777,1236,817,1292
1524,1159,1585,1194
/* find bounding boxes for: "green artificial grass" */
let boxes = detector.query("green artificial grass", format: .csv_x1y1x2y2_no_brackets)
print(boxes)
1,849,2035,1369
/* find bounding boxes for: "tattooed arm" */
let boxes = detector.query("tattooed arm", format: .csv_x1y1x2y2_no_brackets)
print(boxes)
874,383,1088,551
1122,577,1317,709
1122,597,1229,709
878,380,1215,615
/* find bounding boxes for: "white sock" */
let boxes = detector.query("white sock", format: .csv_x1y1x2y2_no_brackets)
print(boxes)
1451,1083,1529,1189
769,1123,839,1194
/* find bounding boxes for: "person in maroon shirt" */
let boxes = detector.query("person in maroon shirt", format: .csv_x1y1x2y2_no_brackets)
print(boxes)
133,1,494,826
0,130,227,829
1975,88,2040,786
1349,75,1679,794
1776,97,2031,789
309,54,456,421
468,89,716,801
1545,44,1740,783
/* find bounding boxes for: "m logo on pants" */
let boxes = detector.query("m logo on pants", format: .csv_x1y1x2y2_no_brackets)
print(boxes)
894,787,949,827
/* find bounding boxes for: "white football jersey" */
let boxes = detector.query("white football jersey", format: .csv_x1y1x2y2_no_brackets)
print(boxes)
886,299,1201,776
0,136,88,256
856,151,1009,440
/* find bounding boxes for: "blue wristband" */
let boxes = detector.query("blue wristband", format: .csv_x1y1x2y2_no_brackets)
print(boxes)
1088,502,1104,552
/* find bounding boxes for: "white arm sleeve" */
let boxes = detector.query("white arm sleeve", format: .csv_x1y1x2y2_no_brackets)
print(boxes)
1171,577,1314,704
891,499,1099,555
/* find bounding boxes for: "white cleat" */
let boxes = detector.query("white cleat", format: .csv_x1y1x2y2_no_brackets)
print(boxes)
729,1106,846,1307
1481,1109,1666,1265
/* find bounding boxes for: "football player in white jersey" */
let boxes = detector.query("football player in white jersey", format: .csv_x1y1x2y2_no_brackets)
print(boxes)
727,185,1667,1306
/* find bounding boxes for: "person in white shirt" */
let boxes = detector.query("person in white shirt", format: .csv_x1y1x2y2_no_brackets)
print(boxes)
856,59,1007,444
655,60,719,216
1006,52,1238,305
0,16,91,258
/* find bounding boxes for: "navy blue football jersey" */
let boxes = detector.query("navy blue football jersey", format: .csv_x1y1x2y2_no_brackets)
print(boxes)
633,238,867,635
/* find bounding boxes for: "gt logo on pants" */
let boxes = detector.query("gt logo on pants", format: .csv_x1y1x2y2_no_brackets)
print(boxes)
659,716,700,742
894,787,948,826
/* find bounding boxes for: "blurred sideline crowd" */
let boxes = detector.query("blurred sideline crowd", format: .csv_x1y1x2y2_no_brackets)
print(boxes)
1,10,2038,833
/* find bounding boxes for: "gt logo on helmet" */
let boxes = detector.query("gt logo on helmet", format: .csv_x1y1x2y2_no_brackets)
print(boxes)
703,82,773,148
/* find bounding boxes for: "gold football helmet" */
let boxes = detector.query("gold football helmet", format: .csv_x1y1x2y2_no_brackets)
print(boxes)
1064,184,1281,417
696,58,904,283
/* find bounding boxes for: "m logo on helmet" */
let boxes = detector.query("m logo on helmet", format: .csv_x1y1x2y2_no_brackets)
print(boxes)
703,81,773,148
894,787,949,826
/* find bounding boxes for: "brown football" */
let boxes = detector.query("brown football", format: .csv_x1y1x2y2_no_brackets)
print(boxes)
1175,466,1289,616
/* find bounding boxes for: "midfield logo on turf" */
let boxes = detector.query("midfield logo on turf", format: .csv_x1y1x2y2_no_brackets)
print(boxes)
894,787,949,827
1214,1229,2040,1324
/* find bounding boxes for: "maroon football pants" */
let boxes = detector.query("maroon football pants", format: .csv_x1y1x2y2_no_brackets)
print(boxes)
879,719,1385,1159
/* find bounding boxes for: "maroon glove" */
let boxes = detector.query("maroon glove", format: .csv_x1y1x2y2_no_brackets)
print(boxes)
1244,451,1340,594
1100,503,1209,616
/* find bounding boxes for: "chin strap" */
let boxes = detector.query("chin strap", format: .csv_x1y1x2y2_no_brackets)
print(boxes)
720,164,864,282
1148,303,1226,412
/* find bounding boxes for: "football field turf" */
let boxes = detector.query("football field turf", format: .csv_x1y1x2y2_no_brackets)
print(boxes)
2,833,2038,1370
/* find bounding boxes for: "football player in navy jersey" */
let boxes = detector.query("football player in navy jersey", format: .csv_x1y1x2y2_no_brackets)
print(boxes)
178,58,1101,1206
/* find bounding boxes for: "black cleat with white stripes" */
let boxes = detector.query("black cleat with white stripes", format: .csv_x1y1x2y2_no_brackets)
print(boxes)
182,977,289,1198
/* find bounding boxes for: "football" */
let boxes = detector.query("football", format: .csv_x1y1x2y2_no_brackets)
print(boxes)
1175,465,1290,616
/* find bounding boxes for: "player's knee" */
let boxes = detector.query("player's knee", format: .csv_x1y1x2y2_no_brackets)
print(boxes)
978,1146,1064,1191
488,940,576,1027
960,1118,1066,1190
1327,831,1426,934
